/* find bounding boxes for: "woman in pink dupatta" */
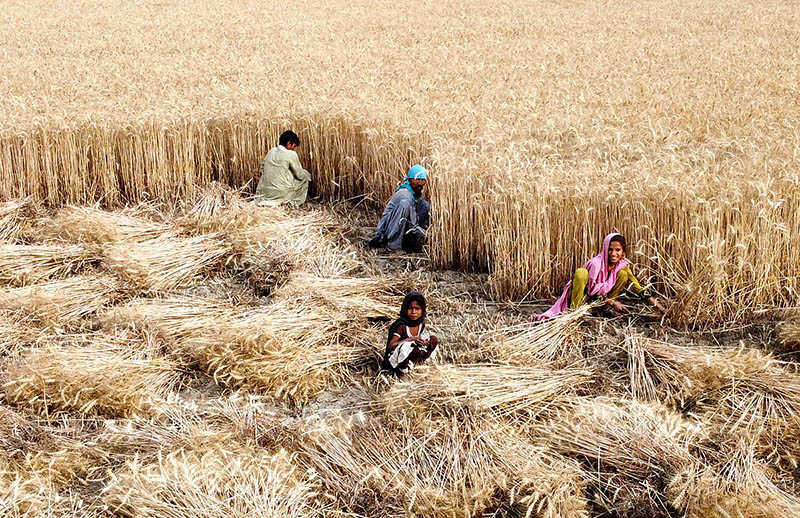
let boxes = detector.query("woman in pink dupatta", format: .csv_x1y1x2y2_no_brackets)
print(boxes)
536,233,663,320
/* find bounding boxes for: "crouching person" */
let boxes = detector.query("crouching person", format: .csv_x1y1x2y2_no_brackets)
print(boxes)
535,233,665,320
254,130,311,207
382,291,438,375
367,165,430,252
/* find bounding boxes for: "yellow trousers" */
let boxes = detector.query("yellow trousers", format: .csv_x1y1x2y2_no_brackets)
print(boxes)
569,266,649,309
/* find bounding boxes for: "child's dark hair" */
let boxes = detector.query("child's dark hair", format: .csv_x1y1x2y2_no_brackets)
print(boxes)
610,234,627,253
279,130,301,147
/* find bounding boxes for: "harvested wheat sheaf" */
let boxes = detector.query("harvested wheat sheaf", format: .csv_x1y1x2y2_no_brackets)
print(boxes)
667,440,800,518
103,444,318,518
275,273,398,317
534,397,702,516
183,305,375,402
38,204,173,244
0,198,31,243
381,364,593,417
102,234,232,294
232,212,360,278
0,275,119,324
537,397,700,481
99,294,234,342
176,183,360,279
301,413,590,518
176,181,264,235
0,243,98,286
2,334,179,418
622,335,800,436
477,305,590,366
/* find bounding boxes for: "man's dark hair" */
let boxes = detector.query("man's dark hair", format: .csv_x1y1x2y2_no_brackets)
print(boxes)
279,130,301,147
610,234,627,253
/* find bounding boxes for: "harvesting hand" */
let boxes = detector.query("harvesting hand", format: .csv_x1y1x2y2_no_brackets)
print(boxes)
649,297,667,314
607,299,628,314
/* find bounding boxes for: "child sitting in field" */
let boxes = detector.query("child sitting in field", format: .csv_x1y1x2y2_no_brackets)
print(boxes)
382,291,438,374
536,233,665,320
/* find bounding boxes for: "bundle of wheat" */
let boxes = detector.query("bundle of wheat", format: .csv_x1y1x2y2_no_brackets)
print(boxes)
182,305,375,403
95,413,223,468
779,316,800,351
3,333,179,418
668,439,800,518
102,234,233,294
103,443,318,518
476,305,590,366
274,273,397,318
535,397,701,515
195,393,292,449
0,276,119,324
99,295,234,342
300,412,589,518
380,364,592,417
38,204,172,244
706,355,800,436
175,181,268,235
232,211,359,278
0,243,98,286
103,287,385,404
93,392,290,468
621,335,800,435
480,424,591,518
0,198,31,243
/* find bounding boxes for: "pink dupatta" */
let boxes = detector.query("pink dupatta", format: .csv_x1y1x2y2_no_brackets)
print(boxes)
536,233,630,321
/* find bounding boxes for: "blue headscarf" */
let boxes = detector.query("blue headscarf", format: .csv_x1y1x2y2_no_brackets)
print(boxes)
395,165,429,195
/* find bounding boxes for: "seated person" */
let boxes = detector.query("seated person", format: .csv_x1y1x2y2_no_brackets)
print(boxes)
366,165,430,252
382,291,438,374
536,233,665,320
254,130,311,207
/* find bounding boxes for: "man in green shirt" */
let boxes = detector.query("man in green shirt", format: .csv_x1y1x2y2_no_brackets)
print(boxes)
254,130,311,206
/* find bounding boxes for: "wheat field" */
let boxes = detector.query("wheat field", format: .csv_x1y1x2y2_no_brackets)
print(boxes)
0,187,799,517
2,2,800,516
2,0,799,326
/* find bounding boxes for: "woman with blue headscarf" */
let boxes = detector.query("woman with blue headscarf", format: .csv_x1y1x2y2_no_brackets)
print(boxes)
366,164,431,252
